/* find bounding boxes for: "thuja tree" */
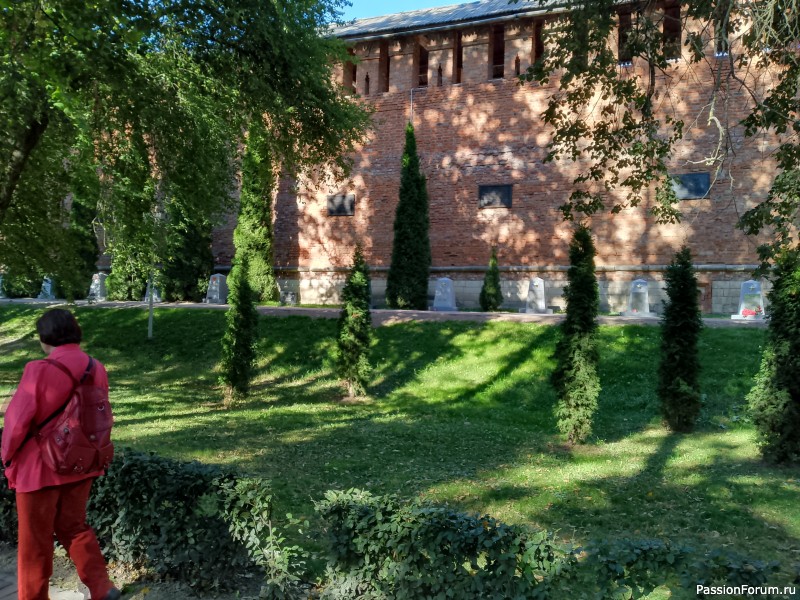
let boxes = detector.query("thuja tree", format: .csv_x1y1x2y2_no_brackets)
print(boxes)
479,247,503,312
220,254,260,399
234,119,280,303
336,244,373,397
747,249,800,463
386,123,431,310
658,246,703,432
551,225,600,444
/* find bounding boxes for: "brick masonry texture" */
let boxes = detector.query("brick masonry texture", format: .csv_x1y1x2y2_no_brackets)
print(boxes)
212,11,780,312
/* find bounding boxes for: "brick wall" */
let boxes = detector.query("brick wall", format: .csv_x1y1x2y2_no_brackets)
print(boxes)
215,13,780,313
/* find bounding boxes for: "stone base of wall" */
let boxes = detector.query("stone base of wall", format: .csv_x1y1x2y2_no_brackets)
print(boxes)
276,265,768,316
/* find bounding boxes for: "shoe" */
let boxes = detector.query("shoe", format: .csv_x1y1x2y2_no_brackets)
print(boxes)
102,588,122,600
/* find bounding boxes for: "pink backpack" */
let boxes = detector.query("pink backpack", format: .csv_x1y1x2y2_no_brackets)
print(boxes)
36,357,114,475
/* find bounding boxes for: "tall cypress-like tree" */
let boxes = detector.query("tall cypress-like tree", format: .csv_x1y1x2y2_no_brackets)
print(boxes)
658,246,703,432
748,249,800,463
551,225,600,444
220,253,260,399
386,123,431,310
336,244,373,397
235,120,280,303
479,247,503,312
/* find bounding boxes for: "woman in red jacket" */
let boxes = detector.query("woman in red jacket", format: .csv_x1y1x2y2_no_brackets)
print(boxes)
1,309,120,600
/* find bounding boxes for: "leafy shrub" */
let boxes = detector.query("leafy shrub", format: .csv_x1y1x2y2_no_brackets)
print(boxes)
748,248,800,463
336,244,373,397
658,246,703,432
551,224,601,444
0,436,273,592
315,490,785,600
315,489,572,599
479,247,503,312
386,123,431,310
220,253,260,398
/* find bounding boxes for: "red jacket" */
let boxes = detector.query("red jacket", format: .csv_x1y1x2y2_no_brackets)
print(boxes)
2,344,109,492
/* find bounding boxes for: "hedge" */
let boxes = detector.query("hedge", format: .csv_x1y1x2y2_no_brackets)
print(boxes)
315,489,783,600
0,434,271,592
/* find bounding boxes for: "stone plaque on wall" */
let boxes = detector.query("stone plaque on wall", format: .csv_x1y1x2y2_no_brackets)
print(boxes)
432,277,457,311
478,185,512,209
671,173,711,199
327,193,355,216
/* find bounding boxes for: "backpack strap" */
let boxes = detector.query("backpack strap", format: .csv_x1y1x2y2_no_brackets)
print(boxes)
36,356,94,432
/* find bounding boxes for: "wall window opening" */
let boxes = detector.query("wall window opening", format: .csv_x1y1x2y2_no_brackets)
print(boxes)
379,40,390,92
618,11,633,66
364,73,370,95
714,5,730,57
490,25,505,79
663,3,681,60
416,40,429,87
343,48,357,94
532,20,545,64
453,31,463,84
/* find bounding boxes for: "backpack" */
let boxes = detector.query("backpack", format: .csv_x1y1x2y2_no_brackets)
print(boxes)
35,357,114,475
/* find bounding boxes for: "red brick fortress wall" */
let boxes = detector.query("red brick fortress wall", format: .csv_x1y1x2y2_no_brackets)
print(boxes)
238,12,779,312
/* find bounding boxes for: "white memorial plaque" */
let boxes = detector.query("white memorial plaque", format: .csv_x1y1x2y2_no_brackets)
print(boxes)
432,277,457,311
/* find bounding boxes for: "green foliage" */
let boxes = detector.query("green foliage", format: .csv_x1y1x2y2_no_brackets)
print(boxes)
479,247,504,312
315,489,572,599
748,249,800,463
315,490,782,600
551,225,600,444
223,480,308,599
336,245,373,397
386,123,431,310
161,202,214,303
658,247,703,432
235,119,280,303
0,272,41,299
0,0,371,301
220,254,260,398
0,439,272,591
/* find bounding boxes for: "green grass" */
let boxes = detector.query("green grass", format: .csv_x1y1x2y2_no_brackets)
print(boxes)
1,304,797,590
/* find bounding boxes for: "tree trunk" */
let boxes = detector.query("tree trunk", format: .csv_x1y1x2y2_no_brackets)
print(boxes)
0,112,49,224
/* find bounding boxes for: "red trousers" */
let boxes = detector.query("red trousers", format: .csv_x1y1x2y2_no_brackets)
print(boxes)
16,478,113,600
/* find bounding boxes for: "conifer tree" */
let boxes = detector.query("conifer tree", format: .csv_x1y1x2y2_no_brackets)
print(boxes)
748,249,800,463
658,246,703,432
336,244,373,397
220,254,260,399
479,247,503,312
551,225,600,444
235,120,280,303
386,123,431,310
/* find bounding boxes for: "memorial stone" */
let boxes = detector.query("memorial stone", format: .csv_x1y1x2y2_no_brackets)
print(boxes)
87,273,108,302
205,274,228,304
524,277,553,314
0,275,5,299
280,291,298,306
621,279,657,317
144,282,162,303
731,280,765,320
432,277,457,311
37,278,55,300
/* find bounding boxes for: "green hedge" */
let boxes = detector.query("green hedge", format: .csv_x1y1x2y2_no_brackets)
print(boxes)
0,435,271,592
315,489,783,600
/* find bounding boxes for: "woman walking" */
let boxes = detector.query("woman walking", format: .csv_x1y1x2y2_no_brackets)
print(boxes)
1,309,120,600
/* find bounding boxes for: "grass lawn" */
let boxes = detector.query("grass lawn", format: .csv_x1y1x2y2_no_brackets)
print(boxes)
1,303,798,592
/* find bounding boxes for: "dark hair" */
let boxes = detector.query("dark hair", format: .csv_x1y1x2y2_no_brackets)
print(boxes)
37,309,82,346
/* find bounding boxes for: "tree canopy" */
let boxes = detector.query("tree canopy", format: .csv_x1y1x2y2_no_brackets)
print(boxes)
522,0,799,261
1,0,371,296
